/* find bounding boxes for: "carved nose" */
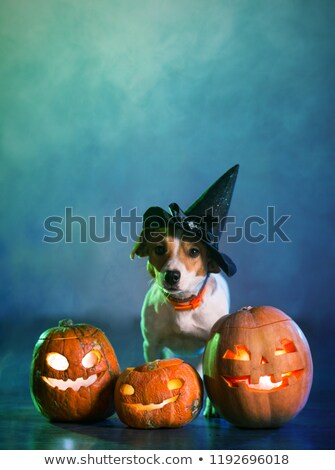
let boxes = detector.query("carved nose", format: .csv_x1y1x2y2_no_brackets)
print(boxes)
164,270,181,285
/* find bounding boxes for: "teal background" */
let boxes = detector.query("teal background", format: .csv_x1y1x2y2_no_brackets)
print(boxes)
0,0,334,380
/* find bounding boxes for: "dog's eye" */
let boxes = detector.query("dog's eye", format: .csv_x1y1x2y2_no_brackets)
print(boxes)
154,245,166,256
188,248,200,258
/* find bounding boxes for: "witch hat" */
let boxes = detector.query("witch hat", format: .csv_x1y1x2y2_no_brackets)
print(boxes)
185,163,239,238
132,164,239,277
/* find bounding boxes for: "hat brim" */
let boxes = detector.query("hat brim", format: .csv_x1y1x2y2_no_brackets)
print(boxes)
202,240,237,277
140,204,237,277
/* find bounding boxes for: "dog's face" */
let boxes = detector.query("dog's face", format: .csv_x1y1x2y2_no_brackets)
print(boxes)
131,229,220,298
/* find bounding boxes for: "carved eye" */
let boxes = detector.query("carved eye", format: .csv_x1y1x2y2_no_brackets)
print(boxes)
275,339,297,356
82,350,102,368
120,384,135,395
222,340,297,365
223,345,251,361
46,352,69,371
167,379,183,390
188,248,200,258
154,245,166,256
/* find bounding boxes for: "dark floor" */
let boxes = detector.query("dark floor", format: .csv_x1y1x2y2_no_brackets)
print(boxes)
1,315,334,450
1,396,335,450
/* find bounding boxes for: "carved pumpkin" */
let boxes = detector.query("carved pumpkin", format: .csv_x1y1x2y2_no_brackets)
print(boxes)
30,319,120,422
114,358,203,429
203,306,313,428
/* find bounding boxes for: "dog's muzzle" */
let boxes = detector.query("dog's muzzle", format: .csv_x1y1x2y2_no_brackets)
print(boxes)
164,270,181,287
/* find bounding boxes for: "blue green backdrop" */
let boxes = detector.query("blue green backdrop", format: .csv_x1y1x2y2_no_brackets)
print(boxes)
0,0,334,389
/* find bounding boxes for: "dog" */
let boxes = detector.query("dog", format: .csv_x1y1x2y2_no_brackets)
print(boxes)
131,165,239,416
131,228,229,364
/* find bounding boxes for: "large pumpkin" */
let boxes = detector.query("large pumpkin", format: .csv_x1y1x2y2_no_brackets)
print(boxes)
30,319,120,422
114,358,203,429
203,306,313,428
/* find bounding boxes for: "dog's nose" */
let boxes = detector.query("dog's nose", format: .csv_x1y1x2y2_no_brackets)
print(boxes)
164,270,181,285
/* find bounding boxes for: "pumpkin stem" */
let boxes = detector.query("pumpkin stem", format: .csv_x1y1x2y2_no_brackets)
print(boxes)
241,306,252,311
58,319,74,327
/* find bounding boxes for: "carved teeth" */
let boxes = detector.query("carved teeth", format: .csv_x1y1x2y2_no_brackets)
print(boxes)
125,394,179,411
223,370,304,393
247,375,282,391
42,374,98,391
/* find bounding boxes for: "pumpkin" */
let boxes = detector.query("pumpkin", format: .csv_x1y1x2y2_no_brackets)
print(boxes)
114,358,203,429
30,319,120,422
203,306,313,428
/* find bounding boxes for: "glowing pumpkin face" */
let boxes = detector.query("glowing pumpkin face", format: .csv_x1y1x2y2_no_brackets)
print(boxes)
203,306,313,428
30,319,120,422
114,358,203,428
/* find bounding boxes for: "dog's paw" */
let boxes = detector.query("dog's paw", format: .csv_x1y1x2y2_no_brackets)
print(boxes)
203,397,221,418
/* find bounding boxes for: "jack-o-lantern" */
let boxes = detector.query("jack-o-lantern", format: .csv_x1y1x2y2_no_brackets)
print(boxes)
203,306,313,428
30,319,120,422
114,358,203,429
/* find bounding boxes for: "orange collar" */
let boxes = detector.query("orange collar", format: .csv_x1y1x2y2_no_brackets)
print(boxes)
164,275,209,311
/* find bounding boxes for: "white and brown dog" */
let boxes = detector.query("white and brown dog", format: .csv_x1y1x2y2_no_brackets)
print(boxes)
131,165,239,415
131,228,229,365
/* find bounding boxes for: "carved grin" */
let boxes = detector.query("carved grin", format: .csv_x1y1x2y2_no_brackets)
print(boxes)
223,370,304,392
42,372,103,391
125,394,179,411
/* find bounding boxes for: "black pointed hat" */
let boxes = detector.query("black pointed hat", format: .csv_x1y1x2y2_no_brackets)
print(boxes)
135,164,239,276
185,163,239,237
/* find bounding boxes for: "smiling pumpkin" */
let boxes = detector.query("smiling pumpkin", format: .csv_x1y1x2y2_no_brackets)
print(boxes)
114,358,203,429
30,319,120,422
203,306,313,428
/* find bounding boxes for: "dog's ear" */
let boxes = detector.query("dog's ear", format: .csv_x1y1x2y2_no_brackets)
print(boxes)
208,258,221,273
130,235,149,259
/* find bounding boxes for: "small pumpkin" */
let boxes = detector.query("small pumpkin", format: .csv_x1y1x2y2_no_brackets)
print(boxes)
203,306,313,428
114,358,203,429
30,319,120,422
